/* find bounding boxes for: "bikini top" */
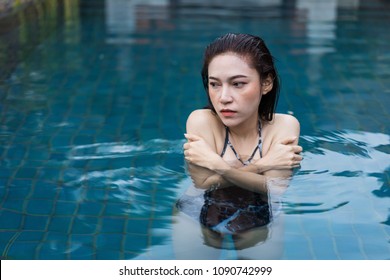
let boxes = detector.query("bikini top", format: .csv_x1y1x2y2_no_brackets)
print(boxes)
220,121,263,166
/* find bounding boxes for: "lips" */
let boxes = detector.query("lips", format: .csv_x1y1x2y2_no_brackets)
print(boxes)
220,109,237,117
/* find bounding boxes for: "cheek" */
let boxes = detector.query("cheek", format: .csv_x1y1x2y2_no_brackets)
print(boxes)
208,90,219,104
242,90,261,106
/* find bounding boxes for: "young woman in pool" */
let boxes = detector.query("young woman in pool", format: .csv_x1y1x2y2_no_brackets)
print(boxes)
183,33,302,195
174,33,303,258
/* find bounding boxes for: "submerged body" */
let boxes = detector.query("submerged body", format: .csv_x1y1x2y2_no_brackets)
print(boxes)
177,33,302,254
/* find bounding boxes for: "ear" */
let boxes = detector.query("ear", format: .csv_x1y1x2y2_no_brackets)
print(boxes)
261,75,274,95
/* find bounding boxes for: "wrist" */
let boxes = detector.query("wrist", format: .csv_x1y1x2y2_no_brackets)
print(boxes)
206,154,226,171
213,160,231,176
253,158,270,173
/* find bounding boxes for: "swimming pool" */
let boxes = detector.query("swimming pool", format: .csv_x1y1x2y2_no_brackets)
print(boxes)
0,0,389,260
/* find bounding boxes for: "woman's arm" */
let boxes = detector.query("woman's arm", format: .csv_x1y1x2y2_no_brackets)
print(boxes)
199,137,302,187
184,133,302,194
183,111,302,193
184,133,268,193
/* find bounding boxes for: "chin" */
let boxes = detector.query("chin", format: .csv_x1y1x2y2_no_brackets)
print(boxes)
220,117,240,128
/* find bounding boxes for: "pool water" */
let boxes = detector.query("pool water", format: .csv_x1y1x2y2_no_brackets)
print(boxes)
0,0,389,260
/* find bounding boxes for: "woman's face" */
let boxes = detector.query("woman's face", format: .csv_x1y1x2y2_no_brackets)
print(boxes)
207,52,263,127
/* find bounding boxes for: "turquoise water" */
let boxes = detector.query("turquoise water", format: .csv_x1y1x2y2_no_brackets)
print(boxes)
0,0,389,259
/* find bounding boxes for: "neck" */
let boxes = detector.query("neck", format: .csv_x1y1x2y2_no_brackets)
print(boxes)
228,115,259,140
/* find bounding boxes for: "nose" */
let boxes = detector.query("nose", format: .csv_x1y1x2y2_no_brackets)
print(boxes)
219,85,233,104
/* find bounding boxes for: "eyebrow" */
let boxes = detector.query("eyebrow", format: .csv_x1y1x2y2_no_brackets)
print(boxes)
208,75,249,81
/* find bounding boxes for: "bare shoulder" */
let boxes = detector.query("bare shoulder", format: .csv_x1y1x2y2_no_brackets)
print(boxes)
273,113,300,129
186,109,220,134
263,113,301,144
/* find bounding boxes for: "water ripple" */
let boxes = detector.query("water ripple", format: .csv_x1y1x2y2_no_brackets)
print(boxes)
67,139,185,160
287,129,390,221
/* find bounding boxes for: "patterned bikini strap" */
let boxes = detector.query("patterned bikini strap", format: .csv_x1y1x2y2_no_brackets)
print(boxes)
227,121,262,166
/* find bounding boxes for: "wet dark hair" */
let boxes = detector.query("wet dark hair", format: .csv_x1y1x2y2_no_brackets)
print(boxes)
201,33,280,122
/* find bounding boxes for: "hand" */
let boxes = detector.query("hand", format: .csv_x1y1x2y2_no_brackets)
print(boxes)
259,136,303,170
183,133,224,171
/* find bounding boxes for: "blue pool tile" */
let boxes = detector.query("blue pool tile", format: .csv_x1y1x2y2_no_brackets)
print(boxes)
17,231,45,242
103,202,132,217
285,215,304,235
71,216,99,234
44,232,68,242
124,234,149,252
0,231,17,254
72,135,95,146
310,235,339,259
37,241,68,260
283,234,314,259
15,167,37,179
124,252,140,259
353,223,388,242
27,148,50,160
48,216,72,232
108,157,133,170
21,160,45,168
36,167,63,182
84,188,106,201
8,177,33,189
26,199,54,215
330,221,356,237
0,186,6,200
31,181,59,199
86,158,113,170
361,241,390,260
57,187,82,202
125,219,150,235
100,217,126,233
0,166,15,179
334,235,366,260
68,159,88,169
49,152,68,162
69,244,95,260
23,215,49,231
0,210,23,229
6,242,40,260
6,146,26,160
69,234,94,246
53,201,77,215
95,250,122,260
50,134,72,148
2,199,25,212
96,233,124,250
78,201,104,216
62,168,84,182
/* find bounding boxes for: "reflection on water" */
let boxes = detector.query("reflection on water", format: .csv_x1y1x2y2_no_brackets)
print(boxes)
285,130,389,225
68,139,185,160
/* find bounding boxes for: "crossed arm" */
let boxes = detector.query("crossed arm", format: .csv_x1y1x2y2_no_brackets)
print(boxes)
183,111,303,195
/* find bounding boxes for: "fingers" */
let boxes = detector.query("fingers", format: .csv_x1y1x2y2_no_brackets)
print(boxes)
279,136,297,145
293,145,303,154
294,154,303,162
184,133,201,142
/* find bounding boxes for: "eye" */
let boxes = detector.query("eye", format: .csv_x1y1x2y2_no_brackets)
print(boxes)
209,82,220,89
233,81,246,88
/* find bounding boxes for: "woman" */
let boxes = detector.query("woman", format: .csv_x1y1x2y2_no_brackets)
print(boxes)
183,33,302,195
175,33,302,257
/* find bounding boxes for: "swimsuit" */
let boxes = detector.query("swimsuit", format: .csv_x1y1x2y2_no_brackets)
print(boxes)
202,120,271,233
177,120,271,235
220,121,263,165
